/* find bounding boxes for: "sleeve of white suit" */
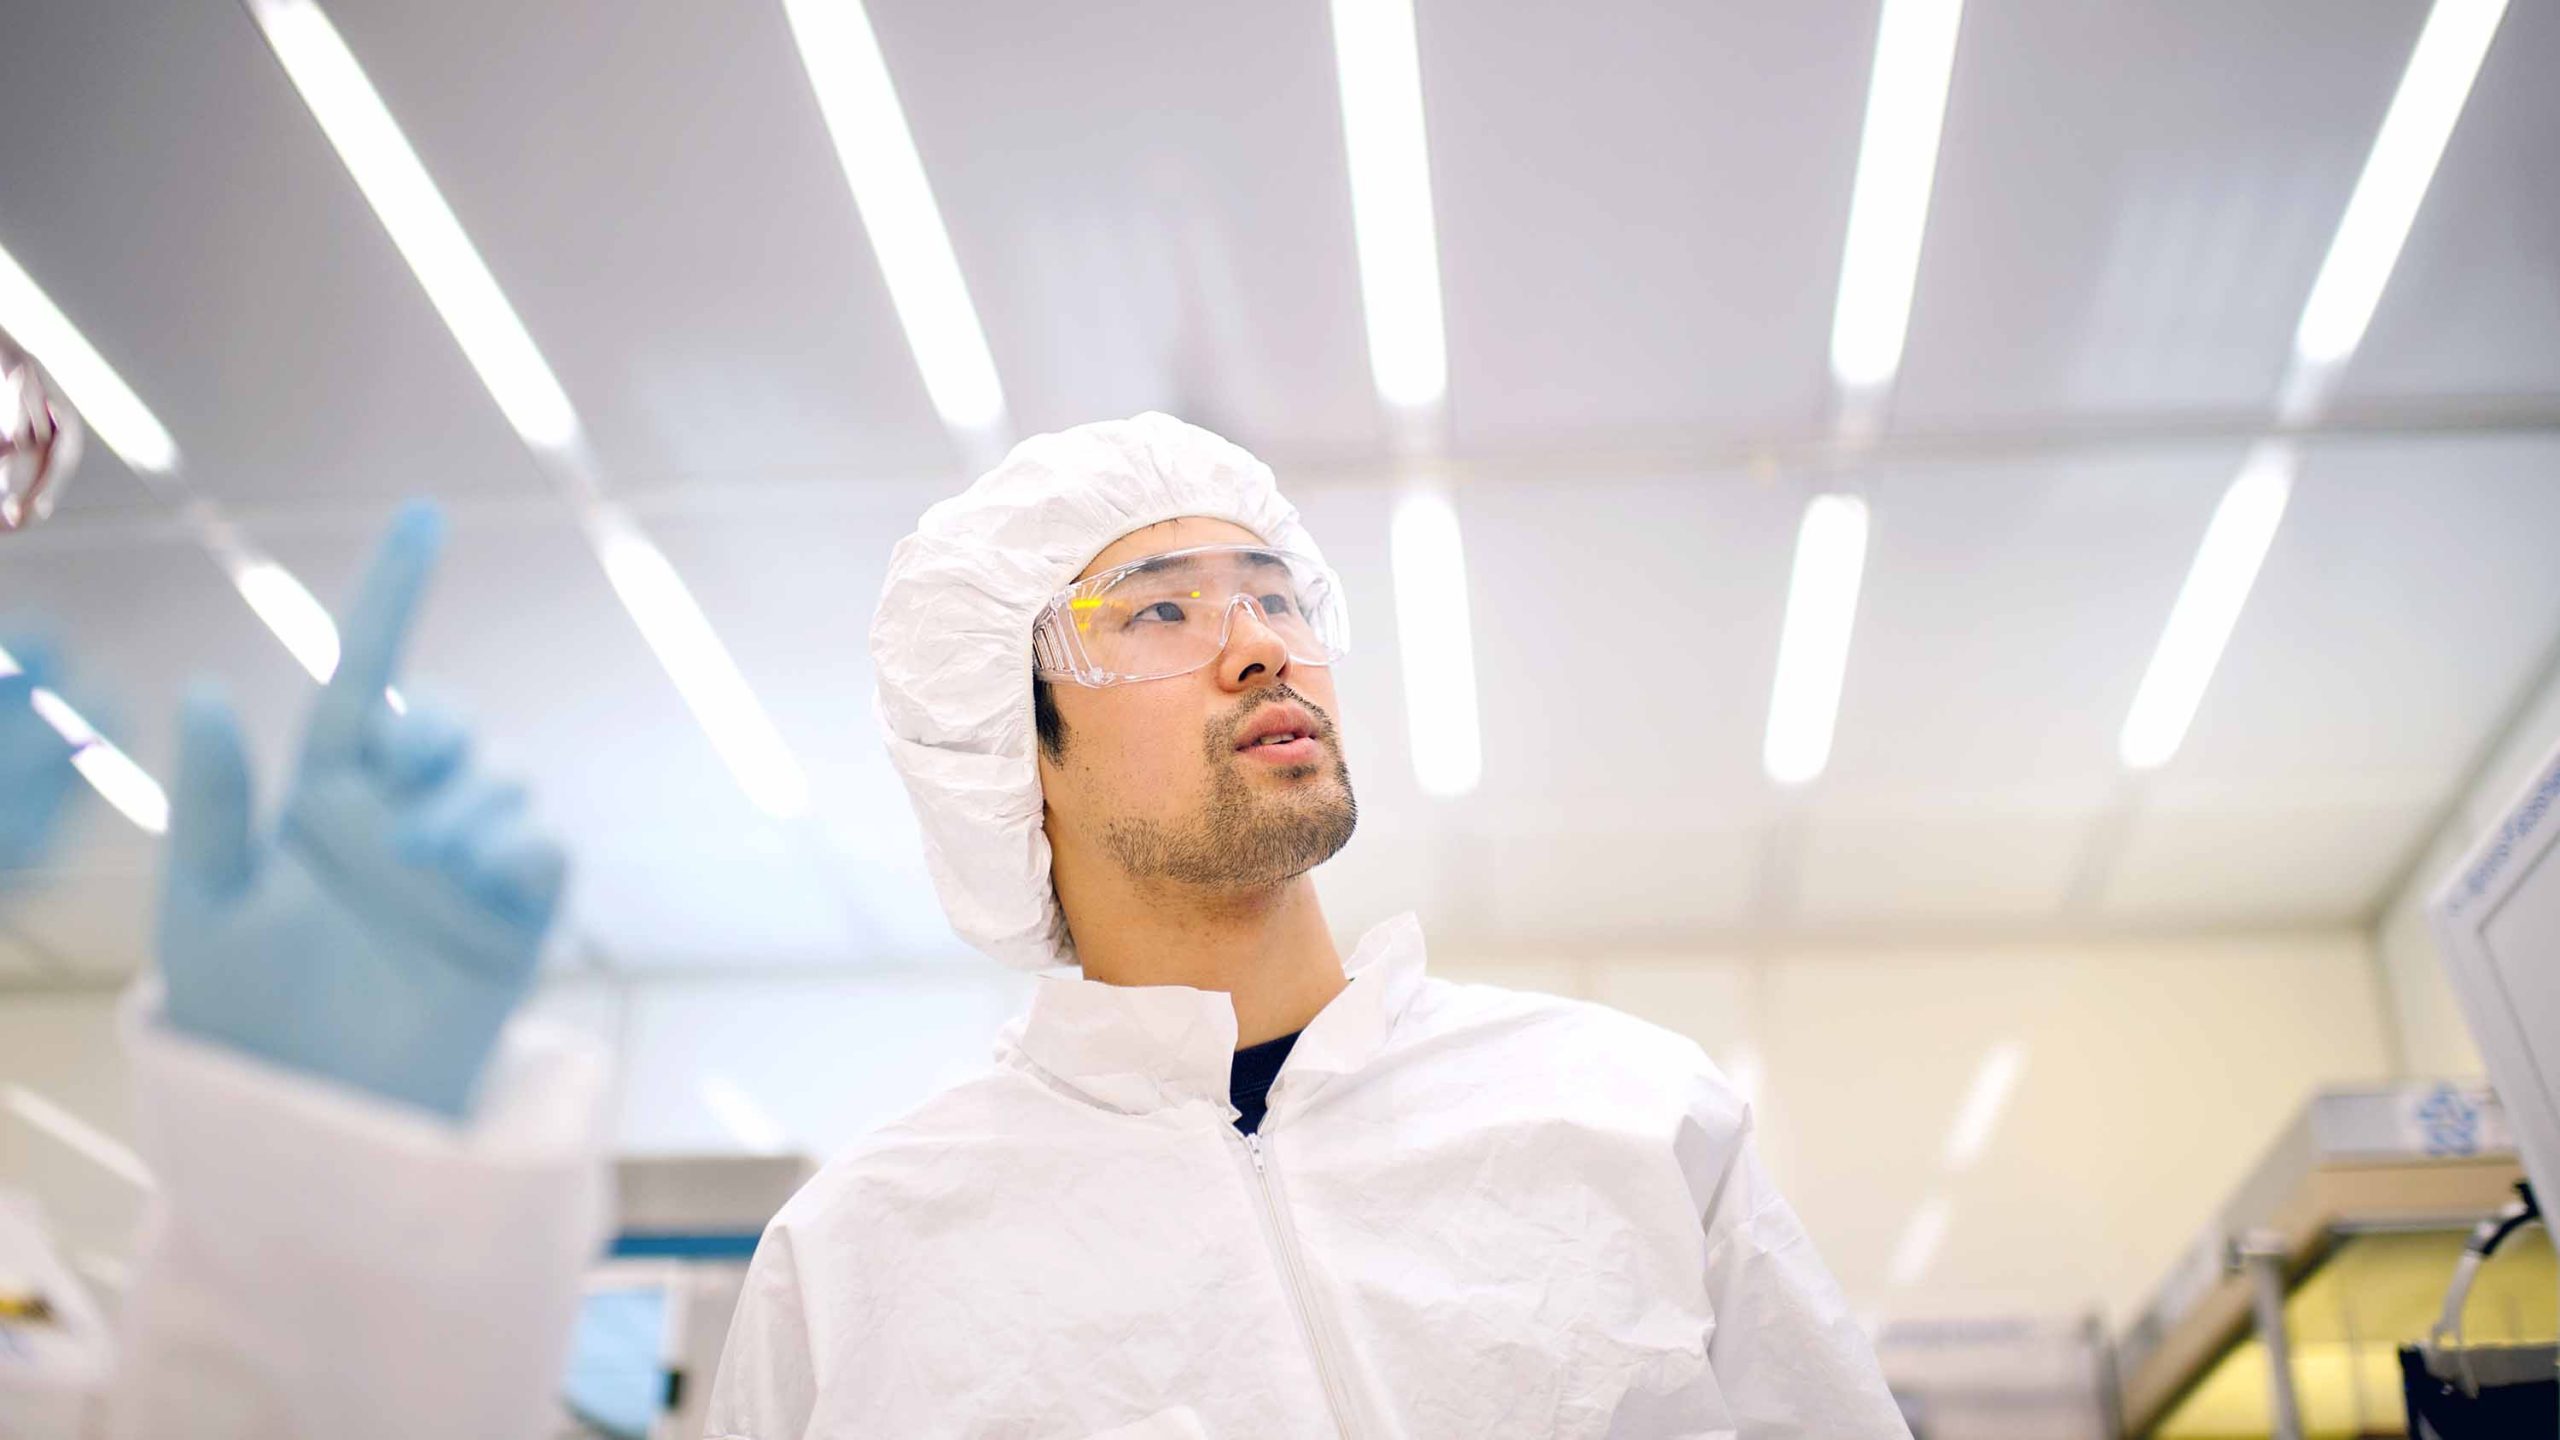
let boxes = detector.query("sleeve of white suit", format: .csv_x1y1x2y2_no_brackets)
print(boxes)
108,984,615,1440
700,1220,818,1439
1699,1128,1912,1440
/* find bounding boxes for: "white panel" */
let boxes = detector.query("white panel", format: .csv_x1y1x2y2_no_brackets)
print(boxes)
868,0,1380,451
1828,454,2238,794
1425,1,1871,446
2102,784,2434,924
1896,1,2422,425
613,969,1031,1160
323,0,959,483
1797,803,2093,924
1470,823,1764,944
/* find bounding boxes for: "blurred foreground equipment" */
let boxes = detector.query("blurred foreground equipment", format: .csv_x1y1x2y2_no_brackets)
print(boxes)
0,324,81,533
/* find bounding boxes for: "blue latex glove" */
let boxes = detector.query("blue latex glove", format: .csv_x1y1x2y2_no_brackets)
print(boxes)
0,635,79,878
157,502,567,1120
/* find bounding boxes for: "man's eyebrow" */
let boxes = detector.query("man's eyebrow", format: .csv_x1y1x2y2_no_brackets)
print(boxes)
1122,548,1288,579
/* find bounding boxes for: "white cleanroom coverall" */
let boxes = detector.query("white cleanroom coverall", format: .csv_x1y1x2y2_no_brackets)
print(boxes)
705,914,1910,1439
108,986,615,1440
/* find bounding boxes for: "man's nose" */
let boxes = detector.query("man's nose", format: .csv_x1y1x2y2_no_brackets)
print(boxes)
1214,595,1291,691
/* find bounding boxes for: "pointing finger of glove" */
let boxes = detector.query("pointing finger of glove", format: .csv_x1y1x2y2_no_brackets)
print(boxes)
306,501,445,765
364,702,472,796
169,686,257,896
394,774,525,870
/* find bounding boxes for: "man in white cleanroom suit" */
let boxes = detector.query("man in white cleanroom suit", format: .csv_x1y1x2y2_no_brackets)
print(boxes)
705,414,1911,1439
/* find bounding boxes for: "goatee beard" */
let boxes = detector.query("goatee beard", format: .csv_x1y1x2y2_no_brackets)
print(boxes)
1101,684,1359,888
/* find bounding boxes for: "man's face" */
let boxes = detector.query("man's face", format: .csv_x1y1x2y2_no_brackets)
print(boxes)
1037,516,1357,890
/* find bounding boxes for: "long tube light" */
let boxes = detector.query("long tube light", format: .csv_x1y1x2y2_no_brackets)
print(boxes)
1329,0,1447,412
0,239,178,474
1887,1193,1951,1287
1389,491,1482,798
1764,494,1870,786
781,0,1008,436
0,643,169,835
1829,0,1966,393
2294,0,2509,368
247,0,579,452
1941,1041,2026,1170
228,559,343,683
589,509,810,819
2119,445,2292,770
3,1085,155,1191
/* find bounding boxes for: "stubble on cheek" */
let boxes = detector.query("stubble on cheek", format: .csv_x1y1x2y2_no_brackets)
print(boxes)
1096,690,1358,888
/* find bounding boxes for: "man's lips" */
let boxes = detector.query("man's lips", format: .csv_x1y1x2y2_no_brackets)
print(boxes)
1233,702,1318,748
1232,702,1324,763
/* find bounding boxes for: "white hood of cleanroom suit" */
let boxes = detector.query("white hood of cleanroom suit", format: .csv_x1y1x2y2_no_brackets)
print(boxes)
869,412,1326,972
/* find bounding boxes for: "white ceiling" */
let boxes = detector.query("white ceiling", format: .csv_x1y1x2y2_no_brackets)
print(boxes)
2,0,2556,982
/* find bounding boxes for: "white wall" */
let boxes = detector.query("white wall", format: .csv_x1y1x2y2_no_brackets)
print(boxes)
1439,928,2394,1328
2372,657,2560,1079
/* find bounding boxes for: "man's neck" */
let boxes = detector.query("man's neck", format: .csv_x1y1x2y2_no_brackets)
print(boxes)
1066,875,1347,1048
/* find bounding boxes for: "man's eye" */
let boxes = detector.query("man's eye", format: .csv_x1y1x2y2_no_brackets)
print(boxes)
1259,593,1299,617
1131,600,1188,625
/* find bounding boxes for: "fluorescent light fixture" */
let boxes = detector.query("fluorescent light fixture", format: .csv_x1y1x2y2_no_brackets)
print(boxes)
3,1085,155,1191
781,0,1008,435
588,509,810,819
1763,494,1870,786
1,645,170,835
230,559,343,683
701,1075,791,1155
1388,490,1482,798
2294,0,2509,368
2119,445,2293,770
248,0,580,452
1887,1193,1951,1287
0,238,179,473
1329,0,1447,411
1830,0,1966,392
1941,1040,2027,1170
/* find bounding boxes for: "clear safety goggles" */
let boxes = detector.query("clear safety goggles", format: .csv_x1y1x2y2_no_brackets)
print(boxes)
1033,544,1350,687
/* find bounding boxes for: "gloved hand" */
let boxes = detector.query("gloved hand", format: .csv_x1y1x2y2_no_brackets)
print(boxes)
157,502,567,1120
0,635,79,877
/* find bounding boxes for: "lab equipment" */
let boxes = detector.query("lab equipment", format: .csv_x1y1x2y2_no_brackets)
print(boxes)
2430,731,2560,1239
156,501,566,1119
2398,1183,2555,1437
704,913,1910,1438
565,1154,814,1440
1031,543,1348,687
0,324,80,533
2116,1084,2542,1439
871,412,1330,971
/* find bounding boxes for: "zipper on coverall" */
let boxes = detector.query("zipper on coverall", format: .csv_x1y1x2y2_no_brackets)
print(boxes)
1230,1128,1361,1438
